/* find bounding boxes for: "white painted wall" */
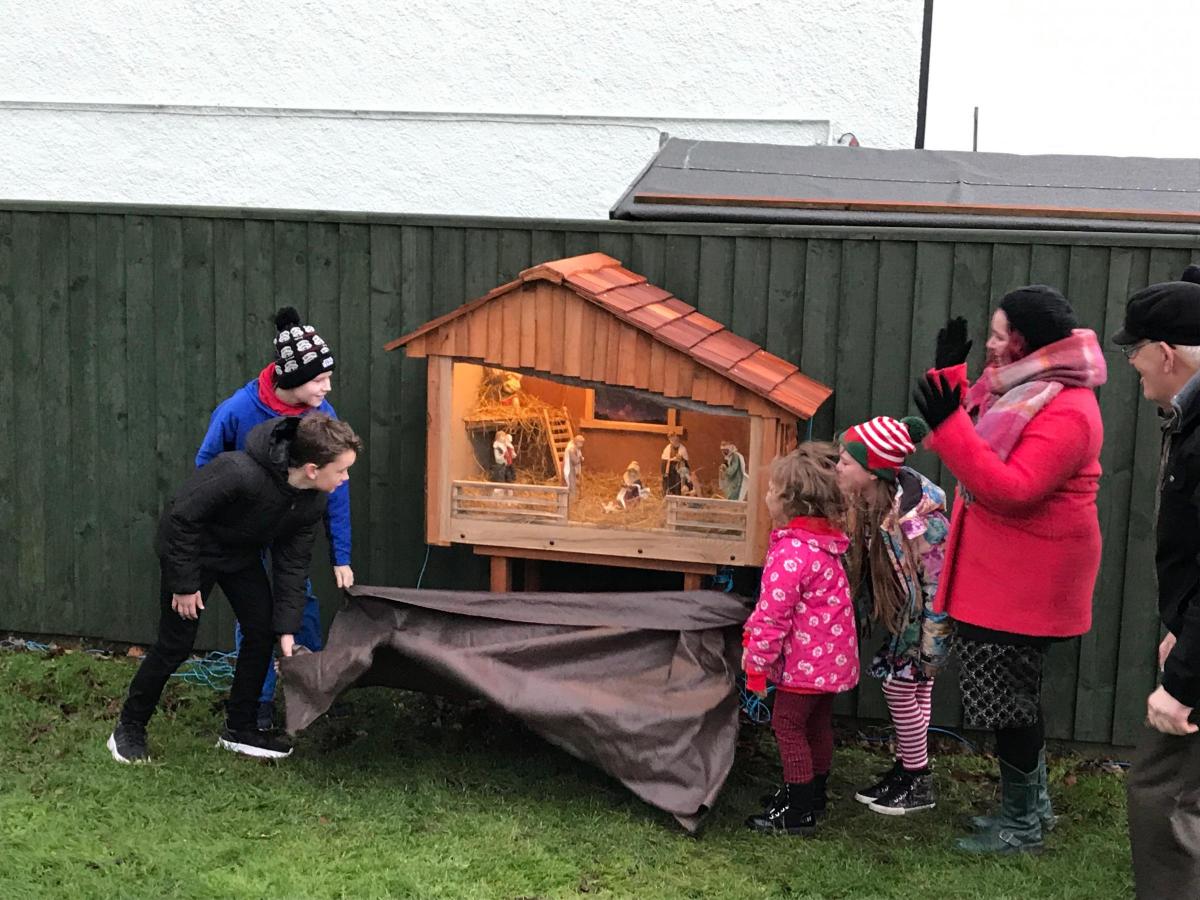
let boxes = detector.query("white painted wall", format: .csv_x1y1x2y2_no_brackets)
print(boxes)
1,0,923,218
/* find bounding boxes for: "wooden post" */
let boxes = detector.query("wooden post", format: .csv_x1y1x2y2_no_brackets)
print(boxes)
426,355,454,546
682,572,703,591
489,556,512,593
524,559,541,592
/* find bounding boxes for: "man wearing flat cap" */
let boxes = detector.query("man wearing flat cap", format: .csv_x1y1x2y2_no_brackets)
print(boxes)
1116,266,1200,898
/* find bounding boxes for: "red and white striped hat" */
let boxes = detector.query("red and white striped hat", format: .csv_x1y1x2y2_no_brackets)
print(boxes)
840,415,929,480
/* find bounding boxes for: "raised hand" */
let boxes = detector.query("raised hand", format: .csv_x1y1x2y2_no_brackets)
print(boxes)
935,316,973,369
912,373,963,431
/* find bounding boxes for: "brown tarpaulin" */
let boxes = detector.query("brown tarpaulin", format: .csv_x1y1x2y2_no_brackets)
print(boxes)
278,586,747,831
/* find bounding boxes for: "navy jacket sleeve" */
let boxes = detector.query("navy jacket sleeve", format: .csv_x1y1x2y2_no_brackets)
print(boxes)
159,457,245,594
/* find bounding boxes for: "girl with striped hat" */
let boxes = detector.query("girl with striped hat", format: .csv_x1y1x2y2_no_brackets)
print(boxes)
835,414,952,816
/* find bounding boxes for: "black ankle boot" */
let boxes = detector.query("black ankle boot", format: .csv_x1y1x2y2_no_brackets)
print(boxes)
746,781,818,835
760,773,829,817
813,772,829,817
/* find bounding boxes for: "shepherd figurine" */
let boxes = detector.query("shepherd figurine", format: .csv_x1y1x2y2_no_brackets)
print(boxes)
718,440,749,501
661,433,690,496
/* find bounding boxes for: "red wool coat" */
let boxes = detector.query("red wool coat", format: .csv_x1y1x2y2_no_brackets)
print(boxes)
928,365,1103,638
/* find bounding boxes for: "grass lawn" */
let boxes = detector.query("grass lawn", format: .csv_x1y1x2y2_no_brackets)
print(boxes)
0,647,1132,900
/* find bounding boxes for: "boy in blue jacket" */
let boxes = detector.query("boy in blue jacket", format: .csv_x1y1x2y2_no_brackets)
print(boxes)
196,307,351,729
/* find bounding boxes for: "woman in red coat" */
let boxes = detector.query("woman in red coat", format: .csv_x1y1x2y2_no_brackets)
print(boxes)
913,286,1107,854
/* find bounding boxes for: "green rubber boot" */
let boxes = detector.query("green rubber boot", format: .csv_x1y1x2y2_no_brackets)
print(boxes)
956,759,1043,854
967,748,1057,834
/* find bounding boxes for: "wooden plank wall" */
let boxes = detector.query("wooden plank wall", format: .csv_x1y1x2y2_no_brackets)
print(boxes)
0,202,1196,745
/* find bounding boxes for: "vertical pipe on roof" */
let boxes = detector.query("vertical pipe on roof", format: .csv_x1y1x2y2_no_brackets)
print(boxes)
915,0,934,149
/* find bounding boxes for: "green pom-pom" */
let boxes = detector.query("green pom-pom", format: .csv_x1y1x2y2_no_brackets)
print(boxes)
902,415,930,443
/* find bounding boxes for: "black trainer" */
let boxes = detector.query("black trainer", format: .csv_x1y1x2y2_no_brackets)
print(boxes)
745,782,818,836
868,768,935,816
107,721,150,764
256,701,276,732
217,726,293,760
854,759,903,804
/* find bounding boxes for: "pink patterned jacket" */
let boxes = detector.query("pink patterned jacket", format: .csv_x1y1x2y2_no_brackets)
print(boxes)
743,516,858,695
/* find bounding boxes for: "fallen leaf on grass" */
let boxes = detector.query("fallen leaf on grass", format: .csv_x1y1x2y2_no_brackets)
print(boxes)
27,722,55,744
126,646,145,659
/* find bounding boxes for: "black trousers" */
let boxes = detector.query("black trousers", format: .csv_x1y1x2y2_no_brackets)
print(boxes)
120,561,275,732
1128,725,1200,900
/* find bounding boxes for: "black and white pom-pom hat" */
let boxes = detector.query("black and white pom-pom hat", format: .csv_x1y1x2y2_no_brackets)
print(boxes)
273,306,335,388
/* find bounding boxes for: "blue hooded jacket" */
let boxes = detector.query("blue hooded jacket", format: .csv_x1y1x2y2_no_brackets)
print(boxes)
196,377,351,567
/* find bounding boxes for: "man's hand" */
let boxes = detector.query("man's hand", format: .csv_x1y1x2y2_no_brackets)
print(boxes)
1159,632,1178,671
171,591,204,620
1146,685,1197,735
333,565,354,590
279,634,296,657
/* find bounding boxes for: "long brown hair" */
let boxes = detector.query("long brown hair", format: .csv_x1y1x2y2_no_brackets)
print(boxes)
845,478,912,635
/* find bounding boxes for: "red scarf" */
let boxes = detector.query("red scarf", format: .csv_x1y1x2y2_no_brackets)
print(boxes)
257,363,311,416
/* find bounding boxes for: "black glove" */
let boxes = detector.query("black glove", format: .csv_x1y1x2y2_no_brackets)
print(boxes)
912,373,962,431
935,316,973,369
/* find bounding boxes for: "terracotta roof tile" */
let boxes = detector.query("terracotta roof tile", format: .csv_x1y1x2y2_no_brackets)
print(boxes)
587,265,648,291
388,251,832,420
625,297,692,332
727,350,800,394
768,371,834,419
655,311,724,351
690,330,761,372
518,252,618,284
594,282,673,313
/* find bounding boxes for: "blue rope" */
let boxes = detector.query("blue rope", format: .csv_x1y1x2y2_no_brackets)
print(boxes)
170,651,239,689
738,674,774,723
710,566,736,593
416,544,432,589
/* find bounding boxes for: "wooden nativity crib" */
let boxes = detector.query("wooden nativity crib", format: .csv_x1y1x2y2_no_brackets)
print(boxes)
384,253,831,589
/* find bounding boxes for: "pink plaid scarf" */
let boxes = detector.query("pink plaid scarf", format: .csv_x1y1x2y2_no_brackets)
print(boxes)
964,329,1107,461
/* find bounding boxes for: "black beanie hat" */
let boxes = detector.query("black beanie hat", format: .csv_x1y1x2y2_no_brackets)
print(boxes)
998,285,1079,353
273,307,335,389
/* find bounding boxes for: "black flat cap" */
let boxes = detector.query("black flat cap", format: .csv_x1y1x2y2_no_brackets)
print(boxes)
1113,281,1200,346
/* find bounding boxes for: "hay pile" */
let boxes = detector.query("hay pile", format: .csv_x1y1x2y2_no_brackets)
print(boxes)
565,471,721,528
463,369,562,480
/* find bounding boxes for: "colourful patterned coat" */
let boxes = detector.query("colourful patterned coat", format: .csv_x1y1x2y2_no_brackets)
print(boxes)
867,467,952,682
743,517,858,695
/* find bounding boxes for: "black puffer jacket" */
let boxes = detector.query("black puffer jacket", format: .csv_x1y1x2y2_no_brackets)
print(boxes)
155,417,328,634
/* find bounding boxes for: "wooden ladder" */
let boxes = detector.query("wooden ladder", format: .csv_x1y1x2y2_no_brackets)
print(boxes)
542,407,576,481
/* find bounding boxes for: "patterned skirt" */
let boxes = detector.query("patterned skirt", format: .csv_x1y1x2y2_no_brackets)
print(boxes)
956,637,1046,729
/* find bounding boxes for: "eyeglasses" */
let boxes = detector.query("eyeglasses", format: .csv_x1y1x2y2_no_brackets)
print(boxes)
1122,340,1151,360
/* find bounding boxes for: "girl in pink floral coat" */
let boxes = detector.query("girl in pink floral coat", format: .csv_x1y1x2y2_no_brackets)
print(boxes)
743,443,858,836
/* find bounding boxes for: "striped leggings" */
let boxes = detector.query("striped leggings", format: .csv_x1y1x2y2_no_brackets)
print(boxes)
882,678,934,770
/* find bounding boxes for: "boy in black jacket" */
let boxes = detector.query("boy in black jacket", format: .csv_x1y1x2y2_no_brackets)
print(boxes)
107,413,361,763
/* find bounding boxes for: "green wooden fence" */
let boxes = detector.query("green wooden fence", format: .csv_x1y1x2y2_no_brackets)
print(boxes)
2,201,1197,745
